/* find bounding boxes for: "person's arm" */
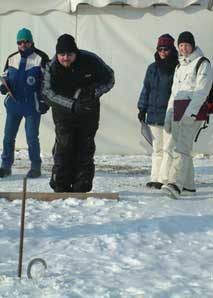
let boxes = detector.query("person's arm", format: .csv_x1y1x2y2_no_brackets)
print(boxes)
42,63,75,112
137,65,151,112
164,66,178,133
0,58,10,95
85,53,114,98
185,60,213,117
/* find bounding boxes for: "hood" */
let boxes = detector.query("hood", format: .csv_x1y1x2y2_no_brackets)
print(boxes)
179,47,204,66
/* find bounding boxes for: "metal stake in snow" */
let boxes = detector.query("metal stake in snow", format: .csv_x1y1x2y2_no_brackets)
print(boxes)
18,176,27,278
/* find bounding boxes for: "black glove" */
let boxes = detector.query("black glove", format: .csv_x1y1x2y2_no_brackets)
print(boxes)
39,100,49,114
0,84,8,95
72,86,98,116
79,85,96,101
138,110,146,122
72,100,94,116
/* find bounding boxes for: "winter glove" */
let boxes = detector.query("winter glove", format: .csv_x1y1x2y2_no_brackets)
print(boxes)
72,86,98,116
164,108,173,134
72,100,94,116
79,85,97,101
39,100,49,114
0,84,8,95
138,110,146,123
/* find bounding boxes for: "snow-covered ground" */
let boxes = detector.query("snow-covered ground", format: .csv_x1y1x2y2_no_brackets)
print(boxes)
1,151,213,298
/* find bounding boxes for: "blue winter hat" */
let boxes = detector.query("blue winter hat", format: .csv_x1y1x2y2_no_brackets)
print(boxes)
16,28,33,43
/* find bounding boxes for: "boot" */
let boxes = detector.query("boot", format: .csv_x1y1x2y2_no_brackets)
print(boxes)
0,168,11,178
26,169,41,178
146,181,163,189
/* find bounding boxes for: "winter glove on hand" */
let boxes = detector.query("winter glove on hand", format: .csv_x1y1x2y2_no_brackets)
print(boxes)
0,84,8,95
39,100,49,114
72,86,98,116
164,109,173,134
138,110,146,123
72,100,94,116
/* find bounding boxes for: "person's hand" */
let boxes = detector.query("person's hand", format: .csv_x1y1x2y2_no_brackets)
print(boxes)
0,84,8,95
72,86,98,116
72,100,94,115
79,85,96,101
39,100,49,114
138,110,146,122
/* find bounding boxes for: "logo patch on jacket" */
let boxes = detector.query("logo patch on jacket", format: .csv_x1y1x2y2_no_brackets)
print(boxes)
85,74,92,78
27,76,36,86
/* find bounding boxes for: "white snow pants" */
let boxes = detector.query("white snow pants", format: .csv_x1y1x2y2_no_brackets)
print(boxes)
158,118,202,190
149,125,165,182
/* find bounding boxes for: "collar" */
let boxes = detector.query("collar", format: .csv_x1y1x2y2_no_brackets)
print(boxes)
19,46,34,58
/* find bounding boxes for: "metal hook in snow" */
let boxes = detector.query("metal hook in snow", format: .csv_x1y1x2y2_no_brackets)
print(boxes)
27,258,47,279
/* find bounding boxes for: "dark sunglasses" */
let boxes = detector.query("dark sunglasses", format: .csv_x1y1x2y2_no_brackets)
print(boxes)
58,52,74,57
158,47,170,52
17,40,29,45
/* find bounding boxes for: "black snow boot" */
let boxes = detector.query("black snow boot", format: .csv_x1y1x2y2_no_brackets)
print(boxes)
146,181,163,189
26,169,41,178
0,168,11,178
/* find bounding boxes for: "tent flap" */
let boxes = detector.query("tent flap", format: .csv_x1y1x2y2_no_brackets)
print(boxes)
70,0,210,12
0,0,70,14
0,0,211,14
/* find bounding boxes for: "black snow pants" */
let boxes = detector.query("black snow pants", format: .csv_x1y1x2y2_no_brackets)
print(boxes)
50,108,99,192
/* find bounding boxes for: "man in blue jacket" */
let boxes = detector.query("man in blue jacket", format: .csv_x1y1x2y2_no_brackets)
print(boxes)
0,28,49,178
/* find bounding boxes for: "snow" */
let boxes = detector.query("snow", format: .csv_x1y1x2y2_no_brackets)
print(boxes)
0,150,213,297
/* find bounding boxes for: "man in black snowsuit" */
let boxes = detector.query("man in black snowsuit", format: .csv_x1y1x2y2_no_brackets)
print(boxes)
42,34,114,192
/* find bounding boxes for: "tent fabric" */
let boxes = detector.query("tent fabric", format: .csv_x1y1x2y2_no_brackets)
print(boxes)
0,0,71,14
0,0,211,14
0,4,213,154
71,0,209,11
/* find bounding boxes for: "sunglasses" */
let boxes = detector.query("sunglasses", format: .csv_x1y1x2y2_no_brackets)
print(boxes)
58,52,74,57
158,47,170,52
17,40,30,45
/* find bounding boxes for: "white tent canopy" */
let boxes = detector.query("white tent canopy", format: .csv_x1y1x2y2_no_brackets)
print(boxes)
0,0,212,14
70,0,211,11
0,1,213,155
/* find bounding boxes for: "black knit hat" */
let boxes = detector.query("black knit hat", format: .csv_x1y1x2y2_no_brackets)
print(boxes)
56,34,78,54
177,31,195,48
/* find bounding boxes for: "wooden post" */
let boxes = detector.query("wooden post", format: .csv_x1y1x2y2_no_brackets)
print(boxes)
0,192,119,201
18,177,27,278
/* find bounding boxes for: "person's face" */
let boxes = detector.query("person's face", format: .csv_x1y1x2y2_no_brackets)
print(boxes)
17,40,33,52
157,47,171,59
178,43,193,57
57,52,77,68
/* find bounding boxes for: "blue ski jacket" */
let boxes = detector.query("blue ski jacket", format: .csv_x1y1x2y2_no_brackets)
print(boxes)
138,62,174,126
2,47,49,116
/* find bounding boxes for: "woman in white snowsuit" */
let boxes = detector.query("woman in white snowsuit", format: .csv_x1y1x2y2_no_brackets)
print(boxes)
137,34,178,189
160,31,213,199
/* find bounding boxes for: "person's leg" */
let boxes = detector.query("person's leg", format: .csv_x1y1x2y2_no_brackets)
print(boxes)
1,112,22,173
72,123,98,192
168,119,202,192
183,158,196,191
50,109,77,192
149,125,164,182
50,130,77,192
158,129,174,185
25,114,42,176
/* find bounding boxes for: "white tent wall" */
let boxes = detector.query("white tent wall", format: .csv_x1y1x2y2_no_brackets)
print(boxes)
0,2,213,155
77,4,213,154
